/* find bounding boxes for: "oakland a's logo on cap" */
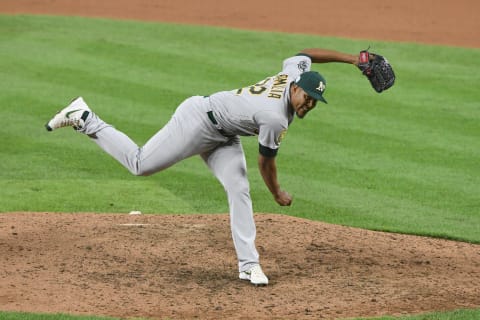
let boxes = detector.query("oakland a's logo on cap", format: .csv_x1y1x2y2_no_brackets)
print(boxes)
316,81,326,93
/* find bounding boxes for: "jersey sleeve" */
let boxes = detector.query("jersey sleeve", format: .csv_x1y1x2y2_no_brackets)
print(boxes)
281,54,312,78
255,111,288,157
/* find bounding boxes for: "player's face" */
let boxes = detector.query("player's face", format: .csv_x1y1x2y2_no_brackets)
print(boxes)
291,85,317,119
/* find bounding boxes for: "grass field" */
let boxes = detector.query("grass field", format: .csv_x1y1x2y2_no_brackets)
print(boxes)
0,15,479,320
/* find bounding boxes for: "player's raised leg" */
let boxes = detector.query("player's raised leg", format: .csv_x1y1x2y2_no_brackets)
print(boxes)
45,96,218,176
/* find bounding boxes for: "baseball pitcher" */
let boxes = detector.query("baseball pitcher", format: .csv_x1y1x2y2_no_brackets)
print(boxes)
45,47,394,286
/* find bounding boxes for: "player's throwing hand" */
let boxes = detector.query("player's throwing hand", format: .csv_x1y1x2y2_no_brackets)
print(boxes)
275,190,292,206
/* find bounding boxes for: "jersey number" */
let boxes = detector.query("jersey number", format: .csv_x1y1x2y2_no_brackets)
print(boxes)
236,77,271,95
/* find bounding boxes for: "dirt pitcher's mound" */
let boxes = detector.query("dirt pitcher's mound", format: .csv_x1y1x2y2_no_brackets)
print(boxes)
1,212,479,319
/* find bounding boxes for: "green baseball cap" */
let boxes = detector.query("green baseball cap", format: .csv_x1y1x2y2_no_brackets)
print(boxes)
294,71,327,104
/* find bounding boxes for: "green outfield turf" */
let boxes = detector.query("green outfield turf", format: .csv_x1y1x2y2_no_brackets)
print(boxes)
0,14,479,320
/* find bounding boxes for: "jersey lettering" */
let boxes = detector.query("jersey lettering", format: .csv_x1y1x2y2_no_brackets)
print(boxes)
267,74,288,99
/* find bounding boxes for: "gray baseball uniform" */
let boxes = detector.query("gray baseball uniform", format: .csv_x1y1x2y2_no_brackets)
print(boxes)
78,54,312,272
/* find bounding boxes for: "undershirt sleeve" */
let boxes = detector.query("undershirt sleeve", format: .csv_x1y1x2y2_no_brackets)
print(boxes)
259,144,278,157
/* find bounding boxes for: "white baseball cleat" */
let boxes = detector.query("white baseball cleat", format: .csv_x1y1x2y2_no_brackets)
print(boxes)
45,97,91,131
239,265,269,286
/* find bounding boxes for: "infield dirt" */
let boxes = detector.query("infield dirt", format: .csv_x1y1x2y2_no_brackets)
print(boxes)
1,212,479,319
1,1,479,319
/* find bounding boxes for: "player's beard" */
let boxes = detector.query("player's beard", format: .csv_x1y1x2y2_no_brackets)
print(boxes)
296,106,310,119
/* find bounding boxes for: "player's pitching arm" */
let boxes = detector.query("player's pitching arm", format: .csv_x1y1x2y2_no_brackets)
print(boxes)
258,154,292,206
300,48,358,65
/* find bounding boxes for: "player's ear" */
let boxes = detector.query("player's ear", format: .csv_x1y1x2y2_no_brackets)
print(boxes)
291,83,300,93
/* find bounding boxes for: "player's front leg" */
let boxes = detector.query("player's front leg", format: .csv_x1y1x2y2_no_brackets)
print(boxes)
201,138,268,286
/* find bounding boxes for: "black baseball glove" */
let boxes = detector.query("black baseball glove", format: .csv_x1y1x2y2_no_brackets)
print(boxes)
357,50,395,93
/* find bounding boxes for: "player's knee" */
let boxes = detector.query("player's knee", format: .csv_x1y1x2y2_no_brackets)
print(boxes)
133,170,150,177
134,170,153,177
130,165,152,177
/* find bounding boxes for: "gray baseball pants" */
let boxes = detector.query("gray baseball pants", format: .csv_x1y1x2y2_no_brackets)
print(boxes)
80,96,259,272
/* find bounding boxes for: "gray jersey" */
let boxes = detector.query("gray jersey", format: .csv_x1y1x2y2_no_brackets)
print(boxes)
208,54,312,151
